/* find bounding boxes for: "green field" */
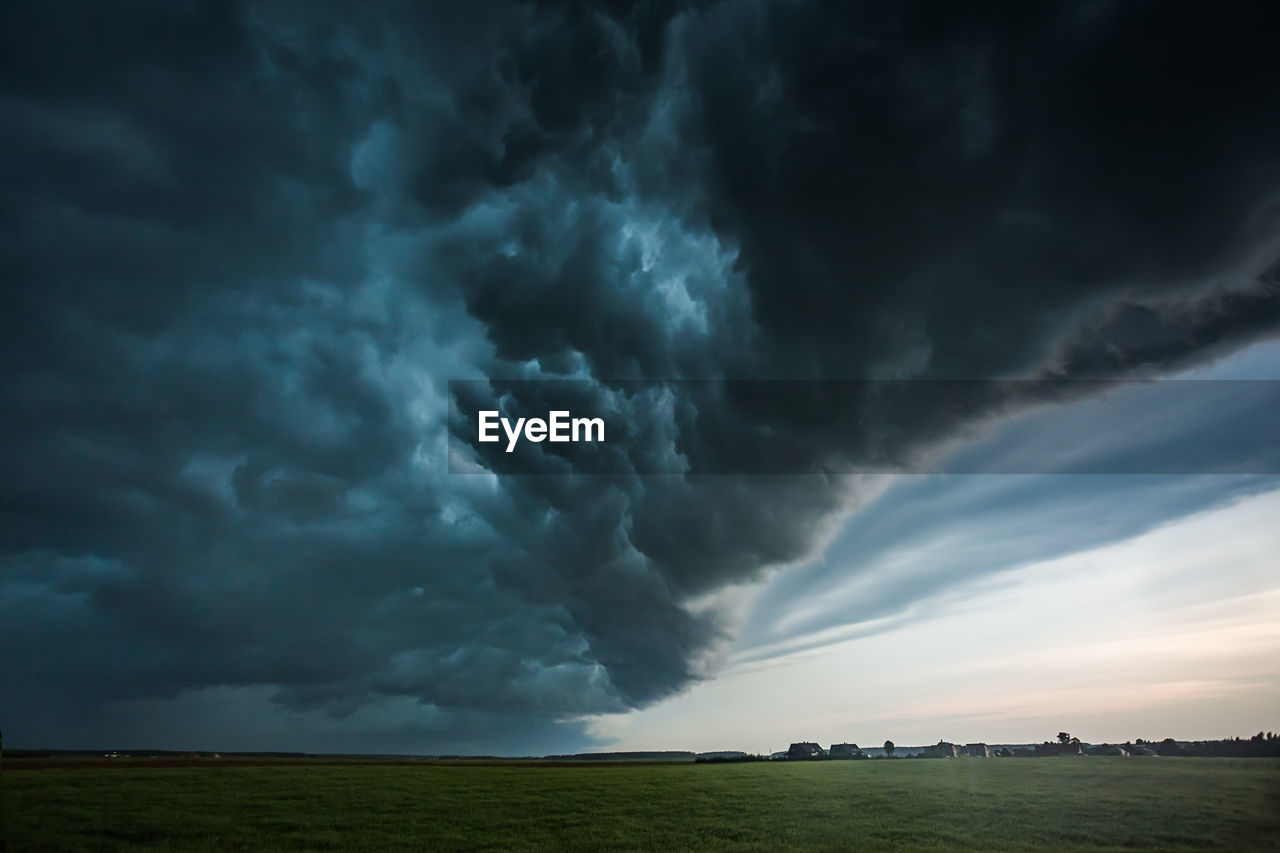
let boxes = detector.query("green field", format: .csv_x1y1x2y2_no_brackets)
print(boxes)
3,758,1278,851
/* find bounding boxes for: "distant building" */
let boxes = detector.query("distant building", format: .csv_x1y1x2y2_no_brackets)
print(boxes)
922,741,958,758
964,743,990,758
787,742,824,760
829,743,865,759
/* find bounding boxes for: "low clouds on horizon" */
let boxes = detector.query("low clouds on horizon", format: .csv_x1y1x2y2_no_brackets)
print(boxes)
2,0,1279,753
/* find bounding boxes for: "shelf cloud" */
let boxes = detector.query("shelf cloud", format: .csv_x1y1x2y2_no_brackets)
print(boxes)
2,0,1279,753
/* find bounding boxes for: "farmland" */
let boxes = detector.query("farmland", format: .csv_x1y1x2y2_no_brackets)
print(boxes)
3,757,1278,851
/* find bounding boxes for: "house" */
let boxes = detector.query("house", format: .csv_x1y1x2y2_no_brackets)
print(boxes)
786,742,824,760
829,743,865,759
922,741,958,758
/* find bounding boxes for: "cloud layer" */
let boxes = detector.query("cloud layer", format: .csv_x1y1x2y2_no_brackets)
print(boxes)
2,0,1279,752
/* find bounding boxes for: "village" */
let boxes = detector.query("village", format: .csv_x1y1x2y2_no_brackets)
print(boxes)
771,738,1137,760
690,732,1280,763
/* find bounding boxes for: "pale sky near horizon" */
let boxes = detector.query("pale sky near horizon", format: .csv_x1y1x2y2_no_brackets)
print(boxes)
588,485,1280,752
586,344,1280,753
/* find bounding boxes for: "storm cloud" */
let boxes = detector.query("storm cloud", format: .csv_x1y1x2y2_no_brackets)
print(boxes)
2,0,1279,752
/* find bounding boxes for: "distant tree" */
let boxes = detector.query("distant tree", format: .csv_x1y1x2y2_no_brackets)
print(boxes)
883,740,895,758
1057,732,1072,744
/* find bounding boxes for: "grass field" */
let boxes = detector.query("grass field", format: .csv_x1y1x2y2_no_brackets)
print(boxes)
3,757,1278,851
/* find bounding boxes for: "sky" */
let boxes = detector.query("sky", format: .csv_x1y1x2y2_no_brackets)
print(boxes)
1,0,1278,755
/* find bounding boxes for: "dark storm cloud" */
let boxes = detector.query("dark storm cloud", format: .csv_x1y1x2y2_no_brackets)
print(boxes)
2,0,1279,752
1041,277,1280,379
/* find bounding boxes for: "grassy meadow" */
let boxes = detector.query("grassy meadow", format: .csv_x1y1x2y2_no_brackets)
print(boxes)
3,757,1278,851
